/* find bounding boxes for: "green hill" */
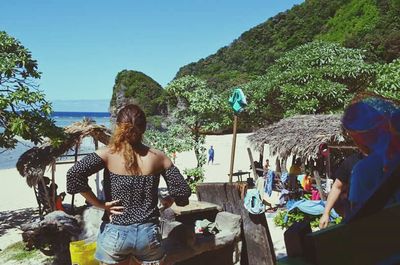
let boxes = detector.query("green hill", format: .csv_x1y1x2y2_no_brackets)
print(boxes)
175,0,400,91
110,70,166,127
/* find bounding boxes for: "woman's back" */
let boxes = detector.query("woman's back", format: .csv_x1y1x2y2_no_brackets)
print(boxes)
67,145,191,225
98,145,169,177
97,145,175,225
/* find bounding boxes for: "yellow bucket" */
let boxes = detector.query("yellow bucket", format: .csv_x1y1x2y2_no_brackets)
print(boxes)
70,240,99,265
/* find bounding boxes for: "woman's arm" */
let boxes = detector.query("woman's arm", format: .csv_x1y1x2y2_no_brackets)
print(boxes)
319,179,343,229
161,154,191,207
66,151,124,215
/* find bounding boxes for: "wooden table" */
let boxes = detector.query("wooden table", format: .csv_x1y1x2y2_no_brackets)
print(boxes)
228,171,251,182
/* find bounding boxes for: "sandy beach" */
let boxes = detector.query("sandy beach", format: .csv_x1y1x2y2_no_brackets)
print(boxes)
0,133,286,258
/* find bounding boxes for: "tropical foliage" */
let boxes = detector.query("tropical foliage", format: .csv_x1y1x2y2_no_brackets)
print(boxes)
0,31,64,149
175,0,400,92
273,209,342,230
164,76,229,190
165,75,229,166
183,167,205,193
144,125,193,157
213,41,398,129
368,59,400,100
317,0,380,44
243,41,373,126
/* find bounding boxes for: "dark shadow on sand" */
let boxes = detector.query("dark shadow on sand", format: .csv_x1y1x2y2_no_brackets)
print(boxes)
0,208,40,237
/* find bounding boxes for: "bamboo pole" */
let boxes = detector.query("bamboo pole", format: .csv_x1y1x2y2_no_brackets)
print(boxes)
259,144,264,164
229,115,238,183
247,148,258,180
40,177,53,213
326,147,331,179
313,170,326,201
51,161,56,211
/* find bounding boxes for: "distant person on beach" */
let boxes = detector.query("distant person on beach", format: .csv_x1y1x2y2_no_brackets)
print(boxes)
67,104,191,265
208,146,215,165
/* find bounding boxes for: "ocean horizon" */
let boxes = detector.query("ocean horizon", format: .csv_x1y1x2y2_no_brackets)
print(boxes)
0,111,111,170
52,111,111,128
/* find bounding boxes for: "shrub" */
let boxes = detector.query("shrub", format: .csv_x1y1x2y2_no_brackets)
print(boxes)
183,167,205,193
273,209,342,229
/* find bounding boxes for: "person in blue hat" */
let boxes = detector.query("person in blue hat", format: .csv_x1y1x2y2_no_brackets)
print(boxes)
342,94,400,212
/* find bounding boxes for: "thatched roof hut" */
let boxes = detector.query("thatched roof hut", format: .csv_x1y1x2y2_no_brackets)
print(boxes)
17,119,112,187
248,114,354,160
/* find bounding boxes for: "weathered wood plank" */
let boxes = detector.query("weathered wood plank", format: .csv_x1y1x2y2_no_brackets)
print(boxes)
171,200,222,216
196,183,276,265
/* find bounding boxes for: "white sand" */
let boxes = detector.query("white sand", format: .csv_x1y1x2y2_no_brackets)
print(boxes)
0,133,286,257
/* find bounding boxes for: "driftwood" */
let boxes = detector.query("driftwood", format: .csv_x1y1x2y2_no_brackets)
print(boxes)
196,182,276,265
163,211,242,265
21,211,81,264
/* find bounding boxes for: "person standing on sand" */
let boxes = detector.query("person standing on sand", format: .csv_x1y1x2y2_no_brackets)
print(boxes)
67,104,191,265
208,146,215,165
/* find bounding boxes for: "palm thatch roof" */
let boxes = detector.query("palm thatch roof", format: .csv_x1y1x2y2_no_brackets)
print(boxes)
17,119,112,187
248,114,353,160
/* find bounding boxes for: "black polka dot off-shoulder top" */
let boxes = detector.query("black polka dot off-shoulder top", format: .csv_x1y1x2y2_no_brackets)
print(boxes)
66,153,191,225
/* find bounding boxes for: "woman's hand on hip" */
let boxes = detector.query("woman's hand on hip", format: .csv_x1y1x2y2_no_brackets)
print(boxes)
104,200,124,215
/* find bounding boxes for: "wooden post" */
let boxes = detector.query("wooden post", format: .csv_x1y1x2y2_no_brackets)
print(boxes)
40,177,53,213
326,147,331,179
196,183,276,265
247,148,258,180
281,157,288,173
229,115,238,183
51,161,56,211
259,144,264,164
275,157,281,173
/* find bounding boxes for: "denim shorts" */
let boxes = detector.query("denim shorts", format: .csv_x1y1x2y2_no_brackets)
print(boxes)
95,221,165,264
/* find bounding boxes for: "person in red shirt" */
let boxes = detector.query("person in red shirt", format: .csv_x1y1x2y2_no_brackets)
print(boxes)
55,192,66,211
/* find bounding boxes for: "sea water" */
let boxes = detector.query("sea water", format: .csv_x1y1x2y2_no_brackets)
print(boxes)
0,112,111,169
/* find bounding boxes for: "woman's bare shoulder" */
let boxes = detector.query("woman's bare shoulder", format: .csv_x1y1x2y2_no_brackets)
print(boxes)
149,148,173,169
95,147,112,162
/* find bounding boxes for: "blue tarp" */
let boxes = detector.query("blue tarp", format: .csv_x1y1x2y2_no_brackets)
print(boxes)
265,170,274,197
281,172,288,183
284,199,340,223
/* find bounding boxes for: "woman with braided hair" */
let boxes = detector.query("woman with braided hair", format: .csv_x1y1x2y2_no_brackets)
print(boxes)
67,104,191,265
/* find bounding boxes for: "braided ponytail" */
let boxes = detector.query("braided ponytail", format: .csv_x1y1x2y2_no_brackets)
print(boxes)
108,105,146,174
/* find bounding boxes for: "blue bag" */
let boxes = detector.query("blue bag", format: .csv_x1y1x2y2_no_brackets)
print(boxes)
244,189,265,215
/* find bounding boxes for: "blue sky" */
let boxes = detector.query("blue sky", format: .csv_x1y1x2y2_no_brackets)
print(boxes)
1,0,303,101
